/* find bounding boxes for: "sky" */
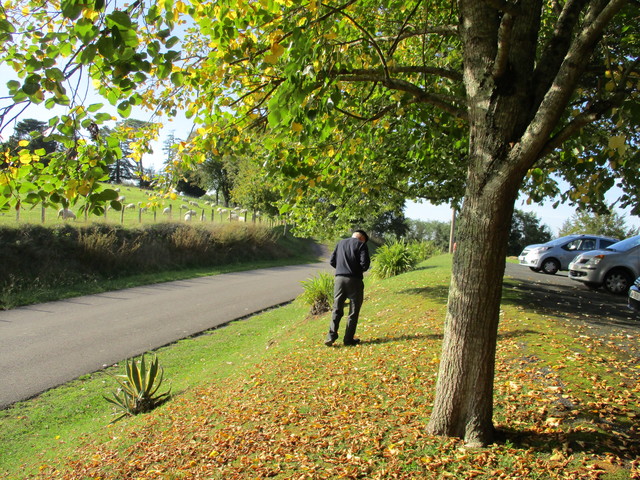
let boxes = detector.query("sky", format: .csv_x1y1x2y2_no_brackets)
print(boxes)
2,66,638,237
405,192,640,236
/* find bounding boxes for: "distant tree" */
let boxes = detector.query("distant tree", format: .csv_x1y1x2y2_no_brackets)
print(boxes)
6,119,59,166
230,156,280,216
507,210,552,256
407,219,451,251
199,154,235,206
109,119,158,185
558,211,638,240
176,168,207,198
368,210,409,240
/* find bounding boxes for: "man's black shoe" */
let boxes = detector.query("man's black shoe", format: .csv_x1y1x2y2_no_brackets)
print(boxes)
344,339,361,346
324,336,338,346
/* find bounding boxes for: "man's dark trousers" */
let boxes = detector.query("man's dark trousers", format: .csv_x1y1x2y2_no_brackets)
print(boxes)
328,275,364,344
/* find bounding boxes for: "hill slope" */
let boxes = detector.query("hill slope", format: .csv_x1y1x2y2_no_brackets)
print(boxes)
3,255,639,479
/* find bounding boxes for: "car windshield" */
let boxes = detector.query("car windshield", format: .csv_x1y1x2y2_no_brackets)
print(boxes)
606,235,640,252
544,235,579,247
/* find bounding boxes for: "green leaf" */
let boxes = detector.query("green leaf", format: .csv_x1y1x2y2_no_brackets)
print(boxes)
117,101,131,117
0,19,16,34
107,11,132,29
88,103,104,112
22,81,40,95
61,0,83,19
170,71,184,87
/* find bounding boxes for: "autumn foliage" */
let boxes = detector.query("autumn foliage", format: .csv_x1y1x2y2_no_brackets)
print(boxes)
16,256,640,479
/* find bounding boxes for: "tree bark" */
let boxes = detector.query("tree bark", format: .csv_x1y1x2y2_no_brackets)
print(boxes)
427,178,520,443
427,0,539,445
426,0,628,446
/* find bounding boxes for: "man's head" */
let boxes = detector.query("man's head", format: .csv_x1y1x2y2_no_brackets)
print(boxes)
352,230,369,243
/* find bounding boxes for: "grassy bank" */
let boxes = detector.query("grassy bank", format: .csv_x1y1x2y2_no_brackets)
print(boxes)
1,254,639,479
0,223,317,309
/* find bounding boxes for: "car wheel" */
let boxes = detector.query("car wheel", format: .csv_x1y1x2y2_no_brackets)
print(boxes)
529,267,541,272
603,269,633,294
541,258,560,275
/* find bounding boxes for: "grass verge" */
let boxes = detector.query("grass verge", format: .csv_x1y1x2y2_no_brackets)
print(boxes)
1,254,638,479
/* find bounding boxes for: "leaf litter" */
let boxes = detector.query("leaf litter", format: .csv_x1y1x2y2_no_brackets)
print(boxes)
26,260,640,479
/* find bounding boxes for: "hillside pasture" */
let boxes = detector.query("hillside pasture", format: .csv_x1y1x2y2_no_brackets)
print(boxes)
0,185,276,228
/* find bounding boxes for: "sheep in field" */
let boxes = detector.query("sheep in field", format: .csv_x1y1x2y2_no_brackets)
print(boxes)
57,208,76,220
184,212,193,221
162,207,171,215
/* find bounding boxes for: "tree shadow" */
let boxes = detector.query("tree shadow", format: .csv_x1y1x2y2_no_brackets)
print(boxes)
496,418,640,461
502,278,640,330
400,286,450,304
351,333,443,346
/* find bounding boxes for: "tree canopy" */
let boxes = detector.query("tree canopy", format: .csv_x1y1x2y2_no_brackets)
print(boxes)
558,210,639,239
0,0,638,446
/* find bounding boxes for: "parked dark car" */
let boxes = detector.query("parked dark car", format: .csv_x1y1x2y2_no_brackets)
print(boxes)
628,277,640,312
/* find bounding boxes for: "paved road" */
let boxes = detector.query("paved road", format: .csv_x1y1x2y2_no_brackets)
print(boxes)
0,262,329,409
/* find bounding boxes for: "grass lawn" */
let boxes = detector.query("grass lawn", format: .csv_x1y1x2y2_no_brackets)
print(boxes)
1,254,638,479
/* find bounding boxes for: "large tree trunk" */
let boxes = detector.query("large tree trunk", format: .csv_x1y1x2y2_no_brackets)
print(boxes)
426,0,540,446
426,0,625,446
426,176,518,446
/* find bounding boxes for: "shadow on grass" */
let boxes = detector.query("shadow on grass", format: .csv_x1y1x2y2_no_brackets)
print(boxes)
356,333,443,346
497,420,640,461
502,278,639,329
400,286,450,304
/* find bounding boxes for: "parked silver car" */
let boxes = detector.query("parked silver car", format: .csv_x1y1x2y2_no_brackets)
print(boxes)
518,234,619,275
568,234,640,294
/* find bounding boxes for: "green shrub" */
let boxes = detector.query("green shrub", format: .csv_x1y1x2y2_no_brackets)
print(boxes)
299,272,334,315
407,240,442,262
370,239,418,279
104,353,171,423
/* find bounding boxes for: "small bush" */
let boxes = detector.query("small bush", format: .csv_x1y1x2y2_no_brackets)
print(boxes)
299,272,334,315
104,353,171,423
370,239,418,279
407,240,441,262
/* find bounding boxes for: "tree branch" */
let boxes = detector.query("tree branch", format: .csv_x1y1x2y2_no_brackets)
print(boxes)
482,0,522,15
492,13,515,79
387,0,425,57
333,66,463,82
322,3,391,81
518,0,630,166
336,73,467,119
533,0,591,107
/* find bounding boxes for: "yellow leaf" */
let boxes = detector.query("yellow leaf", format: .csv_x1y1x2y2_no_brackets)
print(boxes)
291,122,303,133
608,134,626,155
270,43,285,58
18,140,29,147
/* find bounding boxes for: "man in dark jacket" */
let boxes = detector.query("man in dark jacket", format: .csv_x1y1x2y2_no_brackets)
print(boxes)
325,230,371,346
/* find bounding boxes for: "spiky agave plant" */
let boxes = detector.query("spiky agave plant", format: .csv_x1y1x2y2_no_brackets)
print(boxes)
104,353,171,422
